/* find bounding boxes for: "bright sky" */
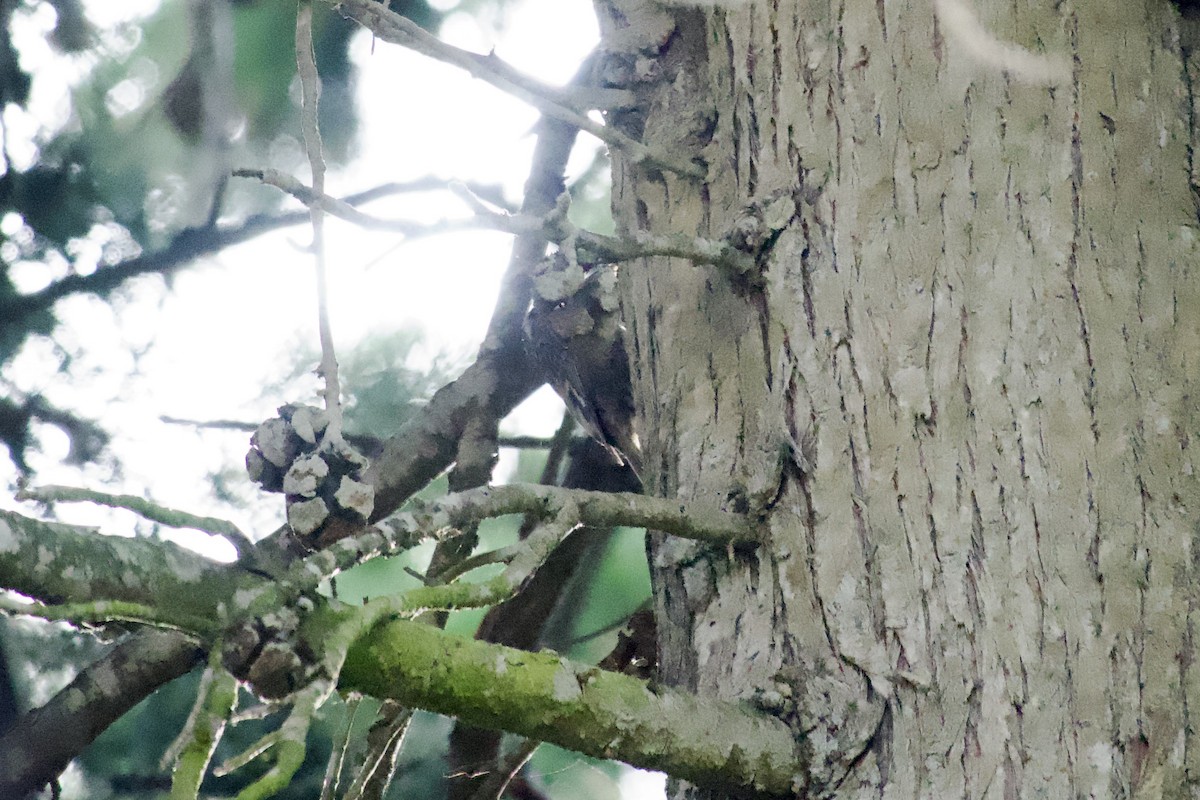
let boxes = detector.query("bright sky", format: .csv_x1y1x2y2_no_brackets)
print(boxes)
8,0,603,535
4,0,666,797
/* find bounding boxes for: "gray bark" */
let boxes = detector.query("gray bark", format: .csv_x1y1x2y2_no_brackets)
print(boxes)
599,1,1200,795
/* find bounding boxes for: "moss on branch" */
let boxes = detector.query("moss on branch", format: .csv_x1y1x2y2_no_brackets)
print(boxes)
340,616,802,798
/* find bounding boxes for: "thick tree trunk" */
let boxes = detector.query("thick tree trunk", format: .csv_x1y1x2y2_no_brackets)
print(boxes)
599,0,1200,795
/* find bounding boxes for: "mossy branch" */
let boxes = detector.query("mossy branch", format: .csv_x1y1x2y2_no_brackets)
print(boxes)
3,480,757,632
339,615,802,798
15,483,254,557
0,496,804,797
0,507,246,625
165,653,238,800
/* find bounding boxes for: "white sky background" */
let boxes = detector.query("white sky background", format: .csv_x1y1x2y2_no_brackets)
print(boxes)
3,0,667,797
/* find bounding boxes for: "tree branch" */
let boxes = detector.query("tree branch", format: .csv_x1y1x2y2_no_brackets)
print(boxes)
0,180,495,330
0,508,249,628
2,478,754,645
15,483,253,557
353,114,581,527
0,629,203,798
325,0,704,178
0,488,778,798
159,415,556,453
0,51,627,800
296,483,761,594
236,167,758,277
339,617,801,798
447,432,632,800
0,97,576,800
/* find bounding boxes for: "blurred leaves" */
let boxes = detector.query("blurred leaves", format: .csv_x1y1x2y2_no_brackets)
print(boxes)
269,326,461,444
340,328,459,439
0,0,441,474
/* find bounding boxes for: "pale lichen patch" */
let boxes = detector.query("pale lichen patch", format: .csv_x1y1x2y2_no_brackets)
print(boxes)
233,586,269,611
0,518,16,554
891,366,932,419
35,545,54,572
552,660,583,702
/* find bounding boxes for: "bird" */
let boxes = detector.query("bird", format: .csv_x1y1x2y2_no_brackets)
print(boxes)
523,263,643,478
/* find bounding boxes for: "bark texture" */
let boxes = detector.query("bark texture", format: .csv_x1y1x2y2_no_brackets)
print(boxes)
598,0,1200,795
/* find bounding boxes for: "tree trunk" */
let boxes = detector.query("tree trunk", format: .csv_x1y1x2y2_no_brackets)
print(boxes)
599,0,1200,795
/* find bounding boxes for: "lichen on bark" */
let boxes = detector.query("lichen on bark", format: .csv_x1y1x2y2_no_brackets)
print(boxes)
600,0,1200,796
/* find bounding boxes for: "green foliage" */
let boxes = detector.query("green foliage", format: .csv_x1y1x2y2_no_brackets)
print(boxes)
530,743,626,800
557,527,650,663
340,329,460,439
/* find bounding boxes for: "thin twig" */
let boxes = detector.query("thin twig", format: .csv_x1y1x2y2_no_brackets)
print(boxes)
289,482,762,594
329,0,636,115
538,411,576,485
159,416,556,451
237,169,756,275
296,3,344,441
320,694,360,800
463,737,540,800
0,595,215,634
433,541,522,585
15,483,254,557
2,177,480,330
341,702,413,800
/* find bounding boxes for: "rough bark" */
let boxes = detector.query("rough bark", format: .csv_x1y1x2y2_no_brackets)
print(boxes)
0,630,202,798
600,0,1200,796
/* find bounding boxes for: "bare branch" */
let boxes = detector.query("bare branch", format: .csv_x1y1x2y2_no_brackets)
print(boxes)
326,0,704,178
0,181,478,330
369,514,580,614
294,482,761,594
237,168,756,276
297,2,345,444
15,483,253,557
158,415,553,452
0,630,203,799
238,114,580,553
351,117,581,527
233,168,466,234
339,700,412,800
497,434,558,449
459,737,539,800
